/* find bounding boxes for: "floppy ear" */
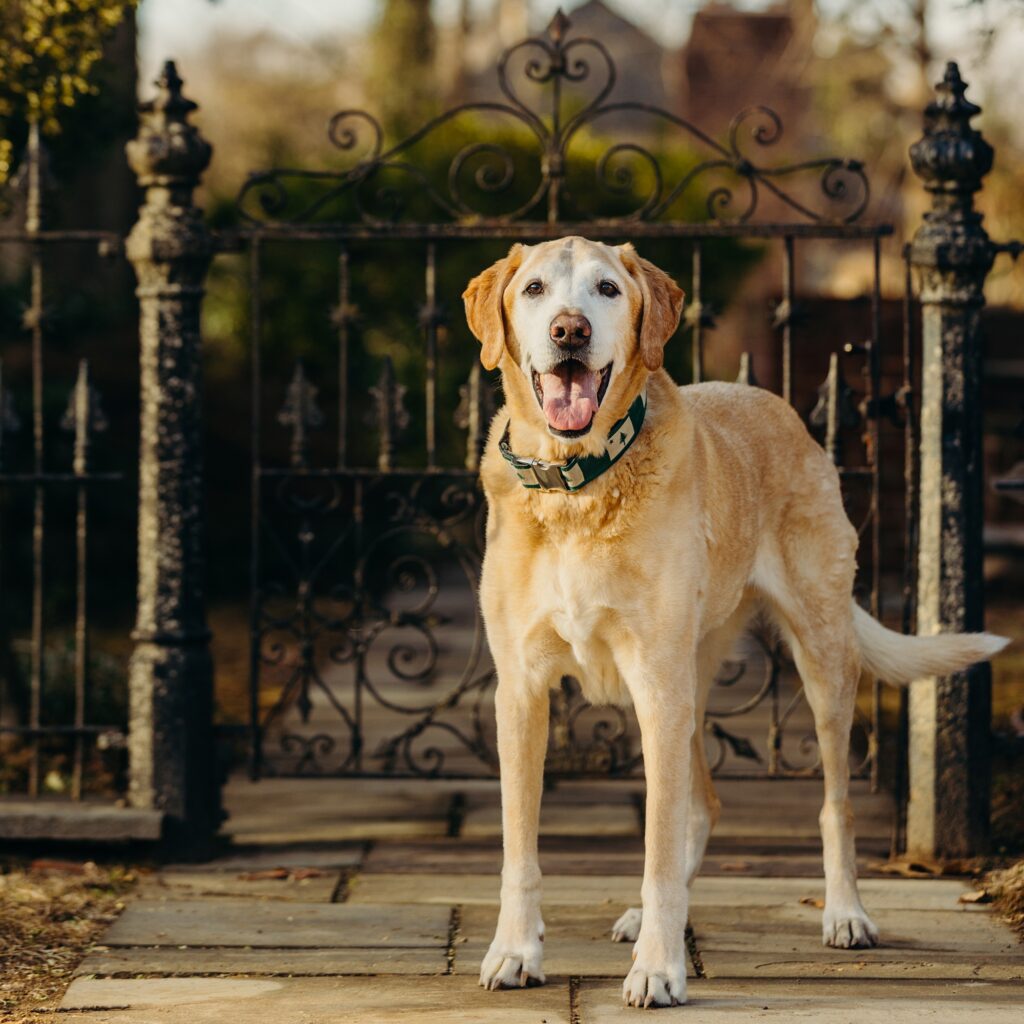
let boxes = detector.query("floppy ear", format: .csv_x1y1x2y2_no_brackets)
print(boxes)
462,244,524,370
618,244,685,371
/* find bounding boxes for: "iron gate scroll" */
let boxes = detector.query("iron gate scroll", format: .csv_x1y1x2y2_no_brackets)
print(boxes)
236,13,900,782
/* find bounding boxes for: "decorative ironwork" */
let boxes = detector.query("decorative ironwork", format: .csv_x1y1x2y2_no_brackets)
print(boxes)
254,470,495,777
0,359,20,466
61,360,109,455
236,11,870,228
454,363,497,472
809,352,860,464
277,361,324,469
368,357,410,472
735,352,759,387
239,15,891,784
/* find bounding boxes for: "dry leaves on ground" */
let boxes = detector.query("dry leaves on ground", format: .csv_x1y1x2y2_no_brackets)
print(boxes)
0,861,135,1022
984,860,1024,940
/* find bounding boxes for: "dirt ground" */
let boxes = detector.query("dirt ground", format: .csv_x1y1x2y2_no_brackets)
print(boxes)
0,861,135,1022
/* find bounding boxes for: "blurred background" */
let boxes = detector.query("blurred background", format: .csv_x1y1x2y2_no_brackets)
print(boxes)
0,1,1021,844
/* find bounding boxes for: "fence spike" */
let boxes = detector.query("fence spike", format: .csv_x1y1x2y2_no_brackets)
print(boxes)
61,360,108,475
277,361,324,469
455,363,495,471
0,360,20,463
369,357,409,472
735,352,759,387
809,352,859,464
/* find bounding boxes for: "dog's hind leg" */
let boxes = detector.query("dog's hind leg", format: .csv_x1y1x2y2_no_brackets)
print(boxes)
611,611,745,945
768,584,879,949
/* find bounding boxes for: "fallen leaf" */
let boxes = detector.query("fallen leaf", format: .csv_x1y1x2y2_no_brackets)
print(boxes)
958,889,992,904
291,868,326,881
30,859,87,875
799,896,825,909
869,859,943,878
238,868,289,881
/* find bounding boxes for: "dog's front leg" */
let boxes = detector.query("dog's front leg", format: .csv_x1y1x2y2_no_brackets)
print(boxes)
480,678,549,990
623,648,695,1008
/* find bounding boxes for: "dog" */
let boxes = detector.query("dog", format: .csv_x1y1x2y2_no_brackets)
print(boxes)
462,236,1008,1008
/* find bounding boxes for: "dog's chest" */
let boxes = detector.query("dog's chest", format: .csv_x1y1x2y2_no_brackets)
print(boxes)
532,539,631,705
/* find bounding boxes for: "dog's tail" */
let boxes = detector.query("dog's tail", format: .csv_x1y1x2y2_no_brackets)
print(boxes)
852,603,1009,685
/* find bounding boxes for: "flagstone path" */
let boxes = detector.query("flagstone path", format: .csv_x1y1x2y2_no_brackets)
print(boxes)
55,777,1023,1022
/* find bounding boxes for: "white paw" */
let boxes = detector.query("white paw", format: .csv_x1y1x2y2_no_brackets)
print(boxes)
822,907,879,949
479,936,545,990
622,959,687,1008
611,907,642,943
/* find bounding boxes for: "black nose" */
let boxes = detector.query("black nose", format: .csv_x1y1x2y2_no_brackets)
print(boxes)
549,312,592,349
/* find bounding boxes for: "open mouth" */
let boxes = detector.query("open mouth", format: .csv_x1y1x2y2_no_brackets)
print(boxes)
532,359,613,436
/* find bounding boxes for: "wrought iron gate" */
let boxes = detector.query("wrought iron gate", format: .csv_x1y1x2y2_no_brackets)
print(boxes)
234,14,905,785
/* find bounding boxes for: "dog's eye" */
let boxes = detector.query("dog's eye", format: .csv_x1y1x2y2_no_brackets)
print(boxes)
598,280,620,298
524,280,543,296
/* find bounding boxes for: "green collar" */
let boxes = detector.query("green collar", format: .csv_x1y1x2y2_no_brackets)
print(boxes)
498,390,647,492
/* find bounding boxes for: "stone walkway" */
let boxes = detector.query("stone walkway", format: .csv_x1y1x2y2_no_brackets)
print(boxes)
56,778,1023,1021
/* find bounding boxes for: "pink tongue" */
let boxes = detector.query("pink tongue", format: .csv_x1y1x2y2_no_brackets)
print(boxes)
539,363,600,432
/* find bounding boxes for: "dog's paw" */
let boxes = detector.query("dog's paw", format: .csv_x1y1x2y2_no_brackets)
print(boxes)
611,907,643,943
622,960,687,1008
479,938,545,991
822,907,879,949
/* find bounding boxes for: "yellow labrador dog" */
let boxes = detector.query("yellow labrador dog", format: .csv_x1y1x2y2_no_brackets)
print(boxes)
462,236,1007,1009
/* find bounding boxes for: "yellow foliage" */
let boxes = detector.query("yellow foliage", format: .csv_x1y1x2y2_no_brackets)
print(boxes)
0,0,137,185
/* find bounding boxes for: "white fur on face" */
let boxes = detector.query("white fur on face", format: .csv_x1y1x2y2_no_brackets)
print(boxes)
506,237,636,385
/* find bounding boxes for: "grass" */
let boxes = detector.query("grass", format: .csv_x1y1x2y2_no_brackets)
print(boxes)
0,861,135,1022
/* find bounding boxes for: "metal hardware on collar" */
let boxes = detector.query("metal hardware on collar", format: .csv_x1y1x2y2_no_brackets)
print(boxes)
498,390,647,492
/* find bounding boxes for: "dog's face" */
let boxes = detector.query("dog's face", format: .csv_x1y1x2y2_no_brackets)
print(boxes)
463,237,684,441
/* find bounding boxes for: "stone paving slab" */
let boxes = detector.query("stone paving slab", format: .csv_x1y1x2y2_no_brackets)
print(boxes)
705,779,893,851
461,782,642,840
59,975,571,1023
360,839,891,879
136,869,341,902
698,949,1024,981
698,853,891,877
362,837,646,876
170,842,365,872
689,876,981,911
579,978,1024,1022
102,899,451,948
344,873,982,914
454,904,668,979
692,905,1019,957
0,798,163,841
347,872,639,907
222,778,488,844
76,945,447,977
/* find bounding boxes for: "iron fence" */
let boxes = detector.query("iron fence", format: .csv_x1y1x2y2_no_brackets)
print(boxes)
231,14,902,786
0,123,127,801
0,14,1014,859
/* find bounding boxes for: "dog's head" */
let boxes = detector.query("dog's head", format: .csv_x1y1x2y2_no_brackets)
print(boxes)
463,237,684,444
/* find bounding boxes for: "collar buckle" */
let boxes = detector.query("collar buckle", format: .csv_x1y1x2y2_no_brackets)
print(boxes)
527,460,570,491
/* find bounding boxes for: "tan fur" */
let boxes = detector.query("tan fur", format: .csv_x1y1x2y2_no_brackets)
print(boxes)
463,237,1008,1008
618,243,686,371
462,243,524,370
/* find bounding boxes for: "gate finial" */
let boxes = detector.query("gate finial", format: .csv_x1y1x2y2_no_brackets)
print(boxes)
909,62,992,207
547,9,571,43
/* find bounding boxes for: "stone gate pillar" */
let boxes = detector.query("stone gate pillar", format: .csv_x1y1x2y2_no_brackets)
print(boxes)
906,63,994,858
125,62,220,851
